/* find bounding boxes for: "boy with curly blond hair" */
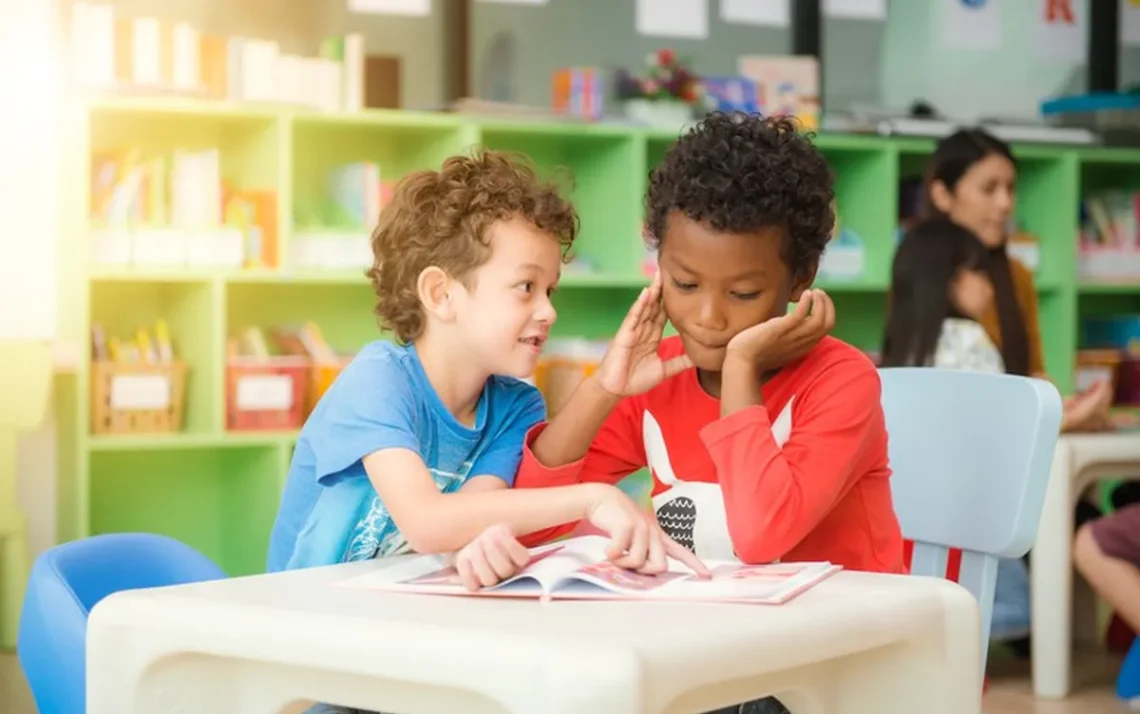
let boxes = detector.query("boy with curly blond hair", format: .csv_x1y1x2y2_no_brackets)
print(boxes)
267,150,703,595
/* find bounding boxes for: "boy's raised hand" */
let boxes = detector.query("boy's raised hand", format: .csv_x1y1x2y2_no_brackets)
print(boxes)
593,271,694,397
725,289,835,373
453,523,532,591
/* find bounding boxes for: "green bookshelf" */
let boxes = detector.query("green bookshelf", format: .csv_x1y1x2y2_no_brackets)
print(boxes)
56,96,1140,577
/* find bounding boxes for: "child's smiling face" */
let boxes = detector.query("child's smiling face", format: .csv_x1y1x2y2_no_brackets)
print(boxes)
658,211,812,373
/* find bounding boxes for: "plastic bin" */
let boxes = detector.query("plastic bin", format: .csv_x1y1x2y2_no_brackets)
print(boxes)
90,361,188,434
225,357,309,431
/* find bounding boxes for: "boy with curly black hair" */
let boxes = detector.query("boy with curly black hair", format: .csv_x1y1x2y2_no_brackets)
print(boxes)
510,110,906,714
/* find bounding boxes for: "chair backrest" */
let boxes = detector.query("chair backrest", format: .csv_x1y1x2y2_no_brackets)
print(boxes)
17,533,226,714
879,367,1062,663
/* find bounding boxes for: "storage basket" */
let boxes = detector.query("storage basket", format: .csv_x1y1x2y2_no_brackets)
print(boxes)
225,357,309,431
90,361,188,434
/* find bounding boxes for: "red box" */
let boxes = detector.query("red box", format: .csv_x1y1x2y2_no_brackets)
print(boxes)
225,357,309,431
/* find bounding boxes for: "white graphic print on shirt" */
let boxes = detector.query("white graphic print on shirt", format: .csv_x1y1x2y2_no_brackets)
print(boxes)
646,400,794,561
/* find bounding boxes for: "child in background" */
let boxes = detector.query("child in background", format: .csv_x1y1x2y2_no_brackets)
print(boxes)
267,150,704,597
880,218,1032,645
517,113,906,714
880,218,1001,371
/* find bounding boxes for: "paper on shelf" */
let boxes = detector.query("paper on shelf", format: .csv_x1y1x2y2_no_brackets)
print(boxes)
636,0,709,39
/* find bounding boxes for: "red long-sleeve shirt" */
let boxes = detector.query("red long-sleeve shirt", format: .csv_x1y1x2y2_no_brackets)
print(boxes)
516,336,906,573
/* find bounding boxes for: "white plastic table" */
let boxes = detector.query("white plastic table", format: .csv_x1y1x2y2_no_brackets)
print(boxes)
1032,432,1140,698
87,560,982,714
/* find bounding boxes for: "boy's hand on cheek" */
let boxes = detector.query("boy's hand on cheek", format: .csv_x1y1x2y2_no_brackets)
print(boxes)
453,524,531,591
725,289,835,374
593,270,693,397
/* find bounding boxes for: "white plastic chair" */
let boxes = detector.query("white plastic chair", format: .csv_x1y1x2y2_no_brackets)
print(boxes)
880,367,1063,672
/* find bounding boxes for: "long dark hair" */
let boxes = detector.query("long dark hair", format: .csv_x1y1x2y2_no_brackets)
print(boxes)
922,128,1029,376
881,219,991,368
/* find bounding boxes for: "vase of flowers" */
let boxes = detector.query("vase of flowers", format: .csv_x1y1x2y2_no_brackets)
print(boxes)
615,49,703,128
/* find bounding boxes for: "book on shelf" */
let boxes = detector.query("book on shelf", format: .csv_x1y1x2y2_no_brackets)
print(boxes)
333,535,841,605
69,2,371,113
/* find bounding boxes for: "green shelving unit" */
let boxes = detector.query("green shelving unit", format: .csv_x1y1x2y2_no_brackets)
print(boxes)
55,96,1140,576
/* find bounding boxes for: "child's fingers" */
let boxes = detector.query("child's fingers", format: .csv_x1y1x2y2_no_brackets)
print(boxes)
469,544,501,587
663,536,711,578
639,530,668,575
484,535,519,579
816,291,835,332
503,534,531,569
614,288,650,341
661,353,694,379
605,523,635,563
456,554,481,592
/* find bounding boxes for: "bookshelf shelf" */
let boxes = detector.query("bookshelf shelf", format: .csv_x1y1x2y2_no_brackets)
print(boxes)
59,97,1140,576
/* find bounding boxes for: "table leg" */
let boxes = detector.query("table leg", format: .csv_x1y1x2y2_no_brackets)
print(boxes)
1031,441,1074,699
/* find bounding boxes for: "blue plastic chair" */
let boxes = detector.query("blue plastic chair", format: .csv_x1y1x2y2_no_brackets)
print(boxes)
17,533,227,714
879,367,1062,671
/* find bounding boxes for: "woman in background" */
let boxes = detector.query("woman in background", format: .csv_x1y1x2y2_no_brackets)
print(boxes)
922,128,1111,430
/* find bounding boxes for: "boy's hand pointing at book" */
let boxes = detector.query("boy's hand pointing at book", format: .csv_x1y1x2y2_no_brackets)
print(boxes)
593,270,694,397
453,524,532,591
584,484,711,578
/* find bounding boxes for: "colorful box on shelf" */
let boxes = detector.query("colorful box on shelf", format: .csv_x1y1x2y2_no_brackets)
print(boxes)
552,67,605,121
1080,315,1140,406
1079,191,1140,280
89,226,245,269
90,361,188,435
225,357,310,431
1077,245,1140,282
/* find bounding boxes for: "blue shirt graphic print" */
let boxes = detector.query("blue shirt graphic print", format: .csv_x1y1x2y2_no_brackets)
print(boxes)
266,340,546,572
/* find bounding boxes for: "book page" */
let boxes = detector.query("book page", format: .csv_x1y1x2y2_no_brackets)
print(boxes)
648,561,840,602
333,539,597,595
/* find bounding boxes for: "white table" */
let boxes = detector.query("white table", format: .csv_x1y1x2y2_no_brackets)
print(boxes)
87,560,982,714
1032,432,1140,699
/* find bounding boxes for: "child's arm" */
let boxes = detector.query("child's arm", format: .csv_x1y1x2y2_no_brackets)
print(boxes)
708,360,882,563
364,447,617,553
513,396,647,545
530,271,691,470
713,289,883,564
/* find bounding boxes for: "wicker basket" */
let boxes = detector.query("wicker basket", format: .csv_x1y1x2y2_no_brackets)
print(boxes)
90,361,188,434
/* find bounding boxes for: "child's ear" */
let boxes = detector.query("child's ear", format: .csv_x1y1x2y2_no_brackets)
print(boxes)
788,261,819,302
417,266,457,322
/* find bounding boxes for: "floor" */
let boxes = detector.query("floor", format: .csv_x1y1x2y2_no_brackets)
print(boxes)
0,650,1131,713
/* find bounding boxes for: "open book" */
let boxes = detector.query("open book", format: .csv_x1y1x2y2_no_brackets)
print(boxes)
333,535,840,605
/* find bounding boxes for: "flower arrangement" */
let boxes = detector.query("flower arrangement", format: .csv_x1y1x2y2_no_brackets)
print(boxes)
615,49,703,106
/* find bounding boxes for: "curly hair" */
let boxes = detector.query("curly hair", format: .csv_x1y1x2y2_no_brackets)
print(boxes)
366,149,578,343
646,112,836,280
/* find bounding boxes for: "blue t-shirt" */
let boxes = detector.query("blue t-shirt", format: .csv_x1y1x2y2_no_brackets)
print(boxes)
267,340,546,572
